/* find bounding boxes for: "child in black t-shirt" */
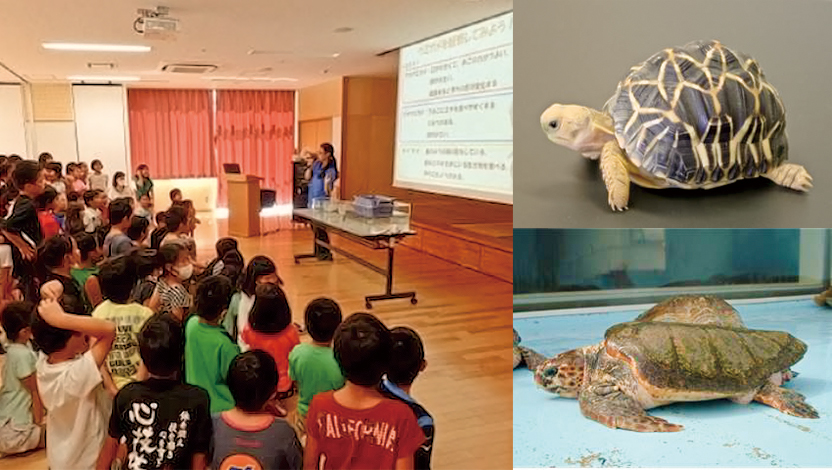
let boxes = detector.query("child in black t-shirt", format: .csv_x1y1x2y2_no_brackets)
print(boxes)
97,314,212,470
0,161,46,301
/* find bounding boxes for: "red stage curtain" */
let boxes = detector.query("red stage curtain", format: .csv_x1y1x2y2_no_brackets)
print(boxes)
127,89,214,179
214,90,295,207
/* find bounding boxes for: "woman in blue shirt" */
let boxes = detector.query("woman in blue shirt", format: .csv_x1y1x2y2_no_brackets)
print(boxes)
306,143,338,260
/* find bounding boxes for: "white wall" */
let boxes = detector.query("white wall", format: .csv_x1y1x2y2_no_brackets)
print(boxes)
0,84,28,156
72,85,130,178
33,122,78,164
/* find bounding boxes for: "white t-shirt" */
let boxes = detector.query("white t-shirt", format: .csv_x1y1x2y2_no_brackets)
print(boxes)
82,206,103,233
37,350,110,470
108,184,136,202
237,292,255,351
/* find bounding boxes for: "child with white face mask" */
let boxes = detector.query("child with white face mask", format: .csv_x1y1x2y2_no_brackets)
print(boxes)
107,171,136,203
148,244,193,323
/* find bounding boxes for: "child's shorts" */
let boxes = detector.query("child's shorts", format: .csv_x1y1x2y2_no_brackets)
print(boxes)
0,417,42,457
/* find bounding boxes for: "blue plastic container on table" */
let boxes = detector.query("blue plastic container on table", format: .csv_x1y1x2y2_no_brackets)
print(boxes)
353,195,395,218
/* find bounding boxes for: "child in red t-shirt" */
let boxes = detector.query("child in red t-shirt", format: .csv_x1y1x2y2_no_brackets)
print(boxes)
304,313,425,470
241,284,300,401
35,186,65,239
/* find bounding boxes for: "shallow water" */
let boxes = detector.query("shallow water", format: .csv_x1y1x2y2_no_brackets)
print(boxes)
513,298,832,467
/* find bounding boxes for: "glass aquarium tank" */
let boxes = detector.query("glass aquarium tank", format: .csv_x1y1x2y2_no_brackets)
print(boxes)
514,229,829,310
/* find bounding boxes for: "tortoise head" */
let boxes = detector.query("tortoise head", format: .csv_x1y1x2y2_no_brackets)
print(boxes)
540,104,614,158
534,348,585,398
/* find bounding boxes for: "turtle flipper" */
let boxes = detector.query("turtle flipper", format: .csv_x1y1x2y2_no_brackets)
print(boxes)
578,381,683,432
813,287,832,307
518,346,547,371
754,382,819,419
765,163,813,192
600,141,631,211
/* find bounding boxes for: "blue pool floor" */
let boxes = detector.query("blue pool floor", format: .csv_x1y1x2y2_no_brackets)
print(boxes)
513,298,832,467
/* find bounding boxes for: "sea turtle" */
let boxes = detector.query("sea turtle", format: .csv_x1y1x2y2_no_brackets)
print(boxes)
518,295,742,375
567,321,818,432
531,295,795,394
540,40,812,211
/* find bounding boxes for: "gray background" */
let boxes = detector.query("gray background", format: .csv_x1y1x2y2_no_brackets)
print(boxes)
514,0,832,228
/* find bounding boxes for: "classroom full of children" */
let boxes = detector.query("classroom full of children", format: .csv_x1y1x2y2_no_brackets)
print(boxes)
0,153,435,470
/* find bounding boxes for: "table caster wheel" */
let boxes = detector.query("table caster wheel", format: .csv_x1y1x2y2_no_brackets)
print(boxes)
365,302,372,309
411,297,418,305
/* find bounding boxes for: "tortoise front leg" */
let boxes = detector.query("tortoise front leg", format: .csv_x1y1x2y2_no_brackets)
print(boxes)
600,141,631,211
578,380,683,432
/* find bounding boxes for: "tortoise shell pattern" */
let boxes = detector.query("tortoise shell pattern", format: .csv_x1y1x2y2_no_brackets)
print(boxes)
605,40,788,187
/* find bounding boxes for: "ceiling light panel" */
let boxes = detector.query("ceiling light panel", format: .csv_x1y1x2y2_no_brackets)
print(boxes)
44,43,151,52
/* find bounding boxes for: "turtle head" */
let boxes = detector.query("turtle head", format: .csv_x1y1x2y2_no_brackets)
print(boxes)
540,104,614,158
534,348,585,398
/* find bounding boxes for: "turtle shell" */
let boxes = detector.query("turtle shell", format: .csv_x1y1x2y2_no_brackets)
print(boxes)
634,295,744,328
604,321,805,394
605,40,788,187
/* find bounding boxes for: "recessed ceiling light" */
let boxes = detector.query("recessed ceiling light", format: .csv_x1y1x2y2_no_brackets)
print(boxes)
333,27,353,33
67,75,140,82
44,43,151,53
332,53,341,58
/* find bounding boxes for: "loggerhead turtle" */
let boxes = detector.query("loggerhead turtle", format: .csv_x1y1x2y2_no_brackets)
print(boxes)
518,295,740,374
540,40,812,211
565,321,818,432
531,295,795,395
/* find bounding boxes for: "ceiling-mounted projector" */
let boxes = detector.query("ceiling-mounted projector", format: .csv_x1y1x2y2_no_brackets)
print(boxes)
134,6,179,40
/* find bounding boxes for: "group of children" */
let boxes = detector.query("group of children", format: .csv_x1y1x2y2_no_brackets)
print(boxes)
0,155,434,469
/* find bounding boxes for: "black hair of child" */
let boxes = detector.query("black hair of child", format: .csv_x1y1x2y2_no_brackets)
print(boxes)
75,232,99,262
304,298,342,343
227,350,279,413
195,275,234,321
35,185,58,210
1,301,35,342
387,327,425,386
83,189,102,206
333,312,392,387
138,314,183,377
127,216,150,241
240,256,278,296
12,160,41,188
99,256,138,304
249,283,291,334
215,238,238,258
38,235,72,270
165,205,187,232
109,198,133,225
31,313,73,355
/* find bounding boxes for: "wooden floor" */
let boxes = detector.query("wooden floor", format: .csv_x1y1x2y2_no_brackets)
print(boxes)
0,215,513,470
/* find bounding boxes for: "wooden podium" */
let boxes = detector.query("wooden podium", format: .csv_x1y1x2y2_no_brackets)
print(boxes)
226,174,262,237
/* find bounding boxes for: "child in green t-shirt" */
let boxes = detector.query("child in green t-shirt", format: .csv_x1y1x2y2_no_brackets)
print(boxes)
0,301,44,456
70,232,103,308
288,298,345,443
185,275,240,413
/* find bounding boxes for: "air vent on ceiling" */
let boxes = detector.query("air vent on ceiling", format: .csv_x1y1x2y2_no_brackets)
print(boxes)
87,62,115,70
161,64,217,74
